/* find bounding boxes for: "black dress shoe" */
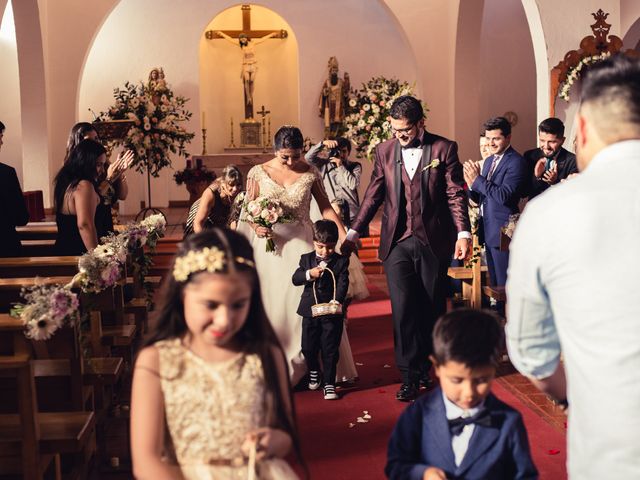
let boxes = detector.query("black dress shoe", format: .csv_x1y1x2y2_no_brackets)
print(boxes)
396,383,418,402
419,375,435,390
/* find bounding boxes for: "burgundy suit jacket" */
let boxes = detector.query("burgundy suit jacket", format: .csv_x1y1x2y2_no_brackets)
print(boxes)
351,131,470,261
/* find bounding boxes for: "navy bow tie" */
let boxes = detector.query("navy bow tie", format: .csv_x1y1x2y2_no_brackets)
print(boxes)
448,409,491,436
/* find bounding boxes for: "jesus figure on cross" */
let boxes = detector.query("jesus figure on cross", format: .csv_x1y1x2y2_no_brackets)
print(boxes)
215,30,278,119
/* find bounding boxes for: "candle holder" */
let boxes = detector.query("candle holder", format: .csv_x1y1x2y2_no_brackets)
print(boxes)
201,128,207,155
266,116,272,148
228,117,236,148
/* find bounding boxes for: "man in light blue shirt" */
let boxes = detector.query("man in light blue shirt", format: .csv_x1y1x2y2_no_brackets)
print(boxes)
506,54,640,479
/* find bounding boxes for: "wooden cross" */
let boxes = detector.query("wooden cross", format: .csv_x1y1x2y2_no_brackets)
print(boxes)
256,105,270,118
205,5,288,41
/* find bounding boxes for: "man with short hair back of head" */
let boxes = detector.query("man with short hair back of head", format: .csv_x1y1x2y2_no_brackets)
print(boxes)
506,54,640,479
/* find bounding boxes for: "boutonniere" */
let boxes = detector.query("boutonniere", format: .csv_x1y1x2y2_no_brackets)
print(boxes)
421,158,440,172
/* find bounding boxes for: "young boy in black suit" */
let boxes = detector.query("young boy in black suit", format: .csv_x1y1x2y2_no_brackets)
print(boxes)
292,219,349,400
386,309,538,479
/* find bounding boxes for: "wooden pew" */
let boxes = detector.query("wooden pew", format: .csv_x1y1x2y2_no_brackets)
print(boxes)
0,324,96,479
447,265,488,309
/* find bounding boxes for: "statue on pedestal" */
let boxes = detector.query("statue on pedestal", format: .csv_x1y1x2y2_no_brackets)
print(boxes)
319,56,350,139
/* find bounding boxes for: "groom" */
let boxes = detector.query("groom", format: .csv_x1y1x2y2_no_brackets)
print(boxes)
342,96,470,401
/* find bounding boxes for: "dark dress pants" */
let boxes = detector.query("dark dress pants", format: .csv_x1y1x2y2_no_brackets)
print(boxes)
383,236,448,385
485,245,509,287
301,315,344,385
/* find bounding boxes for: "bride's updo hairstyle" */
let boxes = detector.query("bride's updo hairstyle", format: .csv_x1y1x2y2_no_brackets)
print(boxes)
273,125,304,151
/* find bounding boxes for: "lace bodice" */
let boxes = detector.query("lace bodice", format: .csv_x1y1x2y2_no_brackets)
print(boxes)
156,339,266,464
248,165,321,226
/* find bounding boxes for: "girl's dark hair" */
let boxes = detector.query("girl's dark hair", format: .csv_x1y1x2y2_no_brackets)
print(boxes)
143,228,304,471
273,125,304,151
54,139,105,213
64,122,98,163
432,308,503,368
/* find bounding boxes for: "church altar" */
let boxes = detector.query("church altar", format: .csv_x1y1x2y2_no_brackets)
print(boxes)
191,149,272,182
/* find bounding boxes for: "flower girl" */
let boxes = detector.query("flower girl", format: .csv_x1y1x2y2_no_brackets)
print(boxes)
131,229,302,479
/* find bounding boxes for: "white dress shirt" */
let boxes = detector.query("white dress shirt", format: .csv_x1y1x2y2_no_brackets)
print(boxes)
401,146,423,180
506,140,640,479
443,392,484,467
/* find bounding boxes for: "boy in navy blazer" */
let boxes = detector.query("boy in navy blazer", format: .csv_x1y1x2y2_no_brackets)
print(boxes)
292,220,349,400
386,309,538,479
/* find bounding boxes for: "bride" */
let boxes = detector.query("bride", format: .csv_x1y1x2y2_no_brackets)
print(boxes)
239,126,356,386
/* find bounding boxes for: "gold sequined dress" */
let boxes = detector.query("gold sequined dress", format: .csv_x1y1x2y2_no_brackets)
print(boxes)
156,338,299,479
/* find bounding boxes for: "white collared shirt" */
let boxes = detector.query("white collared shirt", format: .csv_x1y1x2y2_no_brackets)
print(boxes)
401,146,423,180
443,392,485,467
506,139,640,478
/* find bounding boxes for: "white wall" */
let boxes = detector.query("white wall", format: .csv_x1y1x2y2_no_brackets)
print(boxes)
0,1,23,183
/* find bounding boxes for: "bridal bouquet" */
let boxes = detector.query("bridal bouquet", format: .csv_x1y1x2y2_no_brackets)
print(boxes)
243,196,292,253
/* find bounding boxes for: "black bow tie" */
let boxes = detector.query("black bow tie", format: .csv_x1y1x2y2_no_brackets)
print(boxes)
316,256,327,264
401,138,422,149
448,409,491,436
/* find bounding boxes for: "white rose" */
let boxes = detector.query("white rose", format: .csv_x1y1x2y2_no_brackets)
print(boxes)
247,201,262,217
363,104,371,111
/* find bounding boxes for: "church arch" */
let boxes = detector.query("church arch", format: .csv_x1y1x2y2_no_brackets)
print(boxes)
454,0,537,160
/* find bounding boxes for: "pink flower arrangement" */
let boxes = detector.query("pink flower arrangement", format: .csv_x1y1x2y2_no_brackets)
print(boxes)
243,196,292,253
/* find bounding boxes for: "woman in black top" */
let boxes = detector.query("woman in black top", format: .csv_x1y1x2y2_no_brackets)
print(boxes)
53,139,106,255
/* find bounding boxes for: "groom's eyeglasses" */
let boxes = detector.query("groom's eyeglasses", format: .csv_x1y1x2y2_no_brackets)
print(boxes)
390,123,416,135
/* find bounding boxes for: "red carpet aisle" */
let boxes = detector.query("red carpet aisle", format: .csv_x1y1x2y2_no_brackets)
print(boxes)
293,279,567,479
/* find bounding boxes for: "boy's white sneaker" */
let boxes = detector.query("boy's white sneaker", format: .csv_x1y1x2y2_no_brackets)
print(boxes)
308,371,320,391
323,384,338,400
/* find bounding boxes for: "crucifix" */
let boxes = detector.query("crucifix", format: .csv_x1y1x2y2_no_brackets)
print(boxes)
206,5,287,120
256,105,270,150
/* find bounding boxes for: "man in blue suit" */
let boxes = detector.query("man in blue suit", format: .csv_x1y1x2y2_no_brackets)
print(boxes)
386,309,537,480
464,117,528,287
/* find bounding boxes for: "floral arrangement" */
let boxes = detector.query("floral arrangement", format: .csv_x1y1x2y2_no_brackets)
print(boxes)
343,76,423,160
97,69,195,177
242,196,292,252
10,214,167,340
558,52,611,101
10,284,79,341
68,213,167,293
173,165,216,186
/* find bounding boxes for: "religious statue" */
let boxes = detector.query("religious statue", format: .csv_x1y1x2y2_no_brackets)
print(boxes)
215,30,279,120
148,68,160,90
155,68,168,93
319,57,350,139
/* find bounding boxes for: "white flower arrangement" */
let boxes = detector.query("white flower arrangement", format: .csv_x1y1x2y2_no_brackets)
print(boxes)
558,52,612,102
11,284,79,341
98,72,195,177
344,76,425,161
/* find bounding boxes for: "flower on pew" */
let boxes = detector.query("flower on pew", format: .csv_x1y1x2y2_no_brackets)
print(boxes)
69,253,123,293
10,283,79,341
139,213,167,249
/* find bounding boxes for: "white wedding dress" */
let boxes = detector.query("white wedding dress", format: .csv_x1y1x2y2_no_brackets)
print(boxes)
239,165,359,386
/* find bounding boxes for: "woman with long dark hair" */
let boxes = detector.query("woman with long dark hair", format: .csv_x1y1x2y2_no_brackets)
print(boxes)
64,122,133,237
53,139,106,254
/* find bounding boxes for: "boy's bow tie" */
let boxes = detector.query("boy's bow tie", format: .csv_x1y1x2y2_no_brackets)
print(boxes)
448,408,491,436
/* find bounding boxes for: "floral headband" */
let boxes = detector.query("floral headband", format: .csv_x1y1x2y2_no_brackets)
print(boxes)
173,246,255,282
